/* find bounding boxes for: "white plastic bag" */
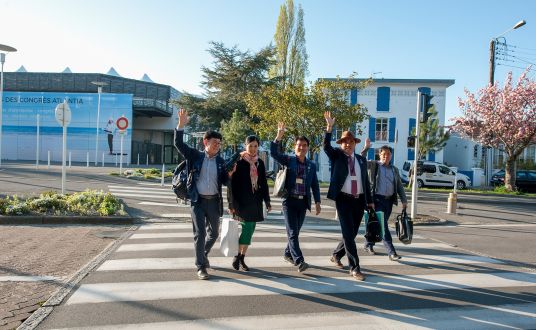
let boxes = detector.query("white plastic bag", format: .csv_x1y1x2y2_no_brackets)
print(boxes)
219,218,239,257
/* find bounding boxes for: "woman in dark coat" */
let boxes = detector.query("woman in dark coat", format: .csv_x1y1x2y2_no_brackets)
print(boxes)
228,135,271,271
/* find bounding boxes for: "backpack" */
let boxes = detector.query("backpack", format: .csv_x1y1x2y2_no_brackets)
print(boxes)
364,209,383,243
171,160,191,202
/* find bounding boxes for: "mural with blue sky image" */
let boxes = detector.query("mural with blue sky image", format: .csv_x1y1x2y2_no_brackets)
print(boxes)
2,92,132,163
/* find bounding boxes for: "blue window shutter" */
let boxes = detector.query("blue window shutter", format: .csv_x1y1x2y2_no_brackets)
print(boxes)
408,149,415,161
367,148,375,160
350,88,357,105
377,87,390,111
428,150,436,161
388,118,396,142
369,117,376,142
409,118,416,135
418,87,431,95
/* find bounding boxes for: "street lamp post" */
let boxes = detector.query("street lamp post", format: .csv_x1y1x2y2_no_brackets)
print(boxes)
0,44,17,168
486,20,526,183
91,81,107,166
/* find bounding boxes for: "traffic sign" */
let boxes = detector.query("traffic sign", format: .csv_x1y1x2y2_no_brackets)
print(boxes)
55,101,72,127
116,116,129,130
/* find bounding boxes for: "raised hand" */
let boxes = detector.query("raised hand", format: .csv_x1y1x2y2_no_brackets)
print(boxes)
364,137,371,149
177,108,189,129
324,111,335,130
276,122,286,141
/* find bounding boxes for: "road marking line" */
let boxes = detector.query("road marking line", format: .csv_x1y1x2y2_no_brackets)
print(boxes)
51,303,536,329
66,271,535,304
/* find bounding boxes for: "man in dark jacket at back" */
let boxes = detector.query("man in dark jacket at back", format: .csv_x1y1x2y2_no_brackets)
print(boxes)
323,111,373,281
174,108,232,280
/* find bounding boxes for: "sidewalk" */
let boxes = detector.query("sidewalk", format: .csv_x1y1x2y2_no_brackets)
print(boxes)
0,224,130,330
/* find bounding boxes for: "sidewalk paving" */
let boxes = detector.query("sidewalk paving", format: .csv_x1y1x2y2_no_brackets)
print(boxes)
0,225,130,330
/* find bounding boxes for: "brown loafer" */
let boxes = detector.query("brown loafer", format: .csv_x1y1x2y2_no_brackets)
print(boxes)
351,269,366,281
330,256,344,269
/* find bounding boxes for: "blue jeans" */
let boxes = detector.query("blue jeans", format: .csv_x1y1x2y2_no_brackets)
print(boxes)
365,195,396,255
332,193,366,272
191,197,220,270
282,196,307,265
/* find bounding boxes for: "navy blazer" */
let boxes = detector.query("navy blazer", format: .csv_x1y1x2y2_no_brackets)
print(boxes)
174,129,229,215
270,141,321,211
323,132,373,205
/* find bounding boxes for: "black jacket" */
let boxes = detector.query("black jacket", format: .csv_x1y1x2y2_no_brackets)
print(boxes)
227,158,271,222
323,132,372,205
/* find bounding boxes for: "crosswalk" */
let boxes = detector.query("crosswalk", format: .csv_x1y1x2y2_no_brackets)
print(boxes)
107,183,335,220
38,221,536,329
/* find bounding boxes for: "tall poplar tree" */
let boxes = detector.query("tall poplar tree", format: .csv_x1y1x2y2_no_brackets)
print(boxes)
270,0,308,87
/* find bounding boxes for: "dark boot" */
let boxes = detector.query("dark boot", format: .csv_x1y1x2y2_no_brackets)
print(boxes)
232,255,240,270
239,254,249,271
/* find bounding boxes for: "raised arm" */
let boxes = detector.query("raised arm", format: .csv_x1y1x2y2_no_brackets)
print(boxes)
174,109,197,161
270,122,290,166
323,111,338,160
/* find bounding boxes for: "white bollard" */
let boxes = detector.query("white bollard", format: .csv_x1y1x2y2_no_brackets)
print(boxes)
47,150,51,169
137,153,140,166
69,152,72,168
102,152,105,167
447,192,457,214
115,153,118,167
146,154,149,167
161,163,165,186
86,152,89,167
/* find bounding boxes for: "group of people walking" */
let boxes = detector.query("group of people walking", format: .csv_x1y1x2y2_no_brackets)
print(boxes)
174,108,407,281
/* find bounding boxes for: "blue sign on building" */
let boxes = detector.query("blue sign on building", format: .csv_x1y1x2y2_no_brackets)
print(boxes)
2,92,133,162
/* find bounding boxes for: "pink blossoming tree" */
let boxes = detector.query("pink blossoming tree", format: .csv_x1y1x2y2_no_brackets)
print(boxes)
453,69,536,191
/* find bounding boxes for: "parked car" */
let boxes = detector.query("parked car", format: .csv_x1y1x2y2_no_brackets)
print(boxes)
401,161,471,189
491,169,536,192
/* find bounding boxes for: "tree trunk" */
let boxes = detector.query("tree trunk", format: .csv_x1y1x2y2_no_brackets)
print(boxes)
504,157,517,191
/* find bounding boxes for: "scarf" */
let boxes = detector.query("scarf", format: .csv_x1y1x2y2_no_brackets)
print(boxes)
240,151,259,193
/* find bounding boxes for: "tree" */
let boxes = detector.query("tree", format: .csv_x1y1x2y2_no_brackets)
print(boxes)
220,109,252,152
413,105,450,160
270,0,308,87
453,69,536,191
173,42,275,131
245,76,371,158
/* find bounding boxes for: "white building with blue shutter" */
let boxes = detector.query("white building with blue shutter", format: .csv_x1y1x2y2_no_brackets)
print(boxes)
317,78,455,182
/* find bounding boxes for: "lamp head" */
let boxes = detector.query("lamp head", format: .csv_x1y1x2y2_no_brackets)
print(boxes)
513,20,526,29
0,44,17,52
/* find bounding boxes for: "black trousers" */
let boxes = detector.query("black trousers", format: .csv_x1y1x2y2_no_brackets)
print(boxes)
332,193,366,272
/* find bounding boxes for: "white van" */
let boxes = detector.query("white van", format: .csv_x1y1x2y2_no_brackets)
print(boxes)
401,161,471,189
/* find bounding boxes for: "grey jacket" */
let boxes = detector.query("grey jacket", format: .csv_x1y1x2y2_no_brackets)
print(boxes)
361,148,407,206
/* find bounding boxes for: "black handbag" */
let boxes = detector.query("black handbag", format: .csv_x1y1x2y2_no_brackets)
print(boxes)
396,209,413,244
364,209,382,243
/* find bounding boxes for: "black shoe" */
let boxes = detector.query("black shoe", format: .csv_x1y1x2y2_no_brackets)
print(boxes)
364,246,376,255
232,255,240,270
197,268,209,280
283,255,294,265
330,255,344,269
297,261,309,273
389,253,402,261
239,254,250,271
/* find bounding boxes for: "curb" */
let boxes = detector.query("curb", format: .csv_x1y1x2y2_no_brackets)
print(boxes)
17,225,139,329
0,216,138,225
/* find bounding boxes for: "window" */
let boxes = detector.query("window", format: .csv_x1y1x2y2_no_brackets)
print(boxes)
422,164,436,174
375,118,388,141
473,145,479,158
439,166,452,175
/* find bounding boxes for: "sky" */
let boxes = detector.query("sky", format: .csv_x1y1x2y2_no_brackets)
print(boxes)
1,0,535,122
